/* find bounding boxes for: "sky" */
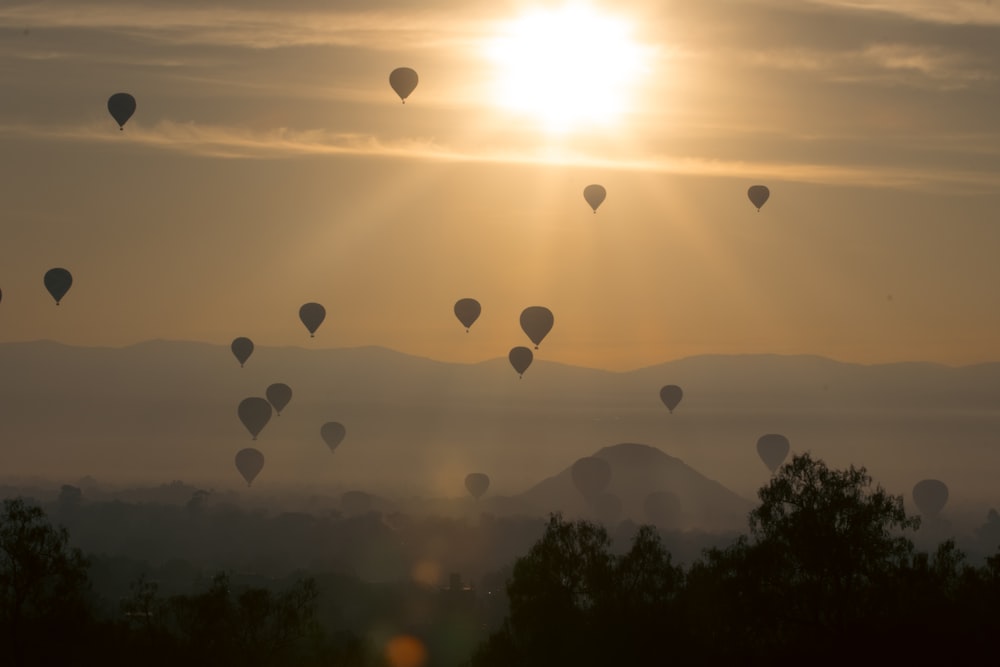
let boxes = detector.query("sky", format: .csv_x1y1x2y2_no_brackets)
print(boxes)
1,0,999,372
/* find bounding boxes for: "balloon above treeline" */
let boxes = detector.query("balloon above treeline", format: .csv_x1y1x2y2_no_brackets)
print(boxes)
465,473,490,500
572,456,611,500
583,184,606,212
107,92,136,130
235,448,264,486
757,434,790,473
520,306,554,348
299,302,326,337
389,67,418,103
266,383,292,415
238,397,272,440
44,268,73,305
747,185,770,211
659,385,683,413
509,346,533,378
231,337,253,367
454,298,481,332
912,479,948,517
321,421,346,452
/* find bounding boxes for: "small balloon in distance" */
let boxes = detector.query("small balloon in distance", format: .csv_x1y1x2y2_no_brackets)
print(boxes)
583,184,606,213
231,337,254,367
299,302,326,337
659,385,683,413
235,448,264,486
389,67,418,103
747,185,770,211
465,473,490,500
454,298,481,332
44,268,73,305
265,383,292,415
912,479,949,517
520,306,554,348
756,433,790,473
321,421,346,452
509,346,533,378
107,92,136,130
238,397,272,440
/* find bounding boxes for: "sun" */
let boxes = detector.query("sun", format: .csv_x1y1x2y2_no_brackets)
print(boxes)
483,3,651,134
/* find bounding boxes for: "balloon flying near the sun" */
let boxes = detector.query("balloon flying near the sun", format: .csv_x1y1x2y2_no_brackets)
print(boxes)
747,185,770,211
299,302,326,337
583,184,606,213
454,298,481,332
465,473,490,500
231,337,254,367
389,67,418,103
107,93,136,130
44,268,73,305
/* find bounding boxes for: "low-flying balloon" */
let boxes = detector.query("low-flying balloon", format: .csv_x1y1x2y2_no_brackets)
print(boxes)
465,473,490,500
231,337,254,367
913,479,949,517
265,383,292,415
747,185,770,211
520,306,554,349
454,298,481,332
572,457,612,500
235,448,264,486
509,346,533,378
299,302,326,337
644,491,682,527
659,385,683,413
389,67,418,103
44,268,72,305
107,92,136,130
757,434,790,473
238,397,272,440
321,421,346,452
583,184,606,213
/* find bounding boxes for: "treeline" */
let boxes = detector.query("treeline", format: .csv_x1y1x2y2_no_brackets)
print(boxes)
470,453,1000,666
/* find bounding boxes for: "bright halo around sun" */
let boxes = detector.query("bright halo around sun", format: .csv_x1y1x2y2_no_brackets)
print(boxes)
484,3,650,134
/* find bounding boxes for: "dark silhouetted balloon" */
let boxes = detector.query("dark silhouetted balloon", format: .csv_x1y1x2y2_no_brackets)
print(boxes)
659,385,683,413
235,448,264,486
644,491,681,527
913,479,949,516
454,298,481,332
265,383,292,415
299,302,326,337
321,421,346,452
572,457,611,499
238,397,272,440
231,337,254,367
757,434,790,473
520,306,554,348
509,346,533,377
107,92,136,130
342,490,373,515
44,268,72,305
583,184,606,212
465,473,490,500
389,67,418,103
748,185,770,211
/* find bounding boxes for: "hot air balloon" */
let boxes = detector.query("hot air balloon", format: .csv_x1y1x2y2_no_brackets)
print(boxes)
747,185,770,211
231,337,254,367
265,383,292,415
572,457,611,500
509,346,533,378
583,184,606,213
389,67,418,103
454,298,481,332
235,448,264,486
757,434,790,473
644,491,681,528
659,385,683,413
341,490,373,515
913,479,949,517
520,306,554,348
321,421,346,452
44,268,72,305
107,92,136,130
299,302,326,337
238,397,272,440
465,473,490,500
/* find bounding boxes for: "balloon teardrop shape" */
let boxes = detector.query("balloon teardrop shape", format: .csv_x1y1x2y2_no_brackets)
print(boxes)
235,448,264,486
659,385,683,413
44,268,73,305
454,298,481,332
748,185,770,211
321,421,346,452
465,473,490,500
238,397,272,440
583,184,606,213
231,337,254,367
756,433,790,473
299,302,326,337
389,67,418,103
107,92,136,130
265,383,292,415
520,306,554,348
912,479,949,517
509,346,533,377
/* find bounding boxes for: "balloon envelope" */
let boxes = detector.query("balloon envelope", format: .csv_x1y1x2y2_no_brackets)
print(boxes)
583,184,606,212
454,298,481,331
265,383,292,415
659,385,683,413
389,67,418,102
748,185,770,210
107,92,136,129
299,302,326,337
572,457,612,499
231,337,254,367
509,346,533,377
238,397,272,440
644,491,681,527
321,421,346,452
44,268,73,305
913,479,948,516
757,434,790,473
520,306,554,348
235,448,264,486
465,473,490,500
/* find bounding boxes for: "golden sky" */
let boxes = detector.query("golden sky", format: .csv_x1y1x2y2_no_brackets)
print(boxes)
1,0,999,371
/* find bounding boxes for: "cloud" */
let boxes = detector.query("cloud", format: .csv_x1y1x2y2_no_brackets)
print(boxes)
807,0,1000,25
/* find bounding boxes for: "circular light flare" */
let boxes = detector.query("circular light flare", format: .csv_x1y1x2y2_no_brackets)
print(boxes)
484,4,650,134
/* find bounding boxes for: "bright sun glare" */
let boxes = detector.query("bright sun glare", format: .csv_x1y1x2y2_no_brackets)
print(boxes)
484,4,650,134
